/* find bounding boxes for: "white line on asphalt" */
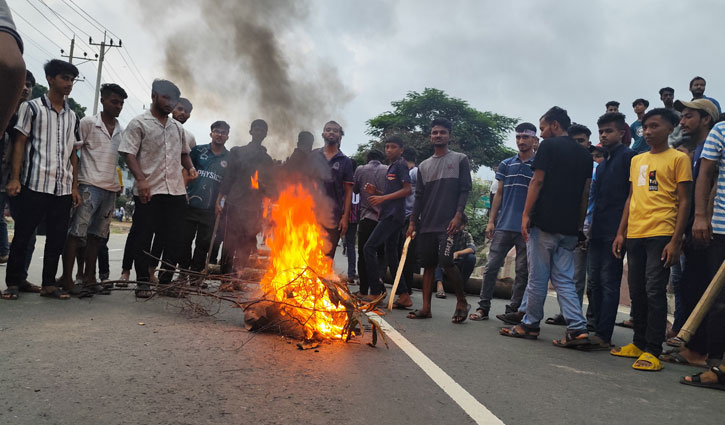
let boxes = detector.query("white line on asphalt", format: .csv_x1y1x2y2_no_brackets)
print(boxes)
369,314,505,425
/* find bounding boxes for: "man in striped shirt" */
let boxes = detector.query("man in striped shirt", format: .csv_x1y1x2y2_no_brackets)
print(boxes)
3,59,81,300
59,83,127,295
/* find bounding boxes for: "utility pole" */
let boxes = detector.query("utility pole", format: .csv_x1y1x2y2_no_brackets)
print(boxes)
89,31,122,115
61,36,96,100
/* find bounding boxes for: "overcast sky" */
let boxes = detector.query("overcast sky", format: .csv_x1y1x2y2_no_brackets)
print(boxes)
10,0,725,180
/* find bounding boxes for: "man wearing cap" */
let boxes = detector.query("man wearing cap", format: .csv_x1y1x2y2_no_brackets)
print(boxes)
661,98,720,367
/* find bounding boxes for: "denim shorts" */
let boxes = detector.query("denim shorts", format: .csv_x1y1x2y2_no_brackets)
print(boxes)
68,184,116,238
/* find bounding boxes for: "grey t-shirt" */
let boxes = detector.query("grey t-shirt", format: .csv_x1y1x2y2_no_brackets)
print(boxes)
0,1,23,52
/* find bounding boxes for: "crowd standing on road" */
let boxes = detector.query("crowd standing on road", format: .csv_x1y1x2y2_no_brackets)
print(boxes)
1,1,724,392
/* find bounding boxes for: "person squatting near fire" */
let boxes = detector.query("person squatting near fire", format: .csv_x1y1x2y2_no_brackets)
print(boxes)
469,122,536,320
3,60,82,301
216,119,273,279
433,214,476,299
60,83,128,297
119,79,197,298
361,135,413,308
406,117,473,322
611,108,692,371
178,120,229,276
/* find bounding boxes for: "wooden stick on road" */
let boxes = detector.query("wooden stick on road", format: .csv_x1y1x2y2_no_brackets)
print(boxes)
676,260,725,343
388,235,412,311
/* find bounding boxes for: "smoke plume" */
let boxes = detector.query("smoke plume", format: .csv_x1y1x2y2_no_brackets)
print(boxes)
138,0,352,159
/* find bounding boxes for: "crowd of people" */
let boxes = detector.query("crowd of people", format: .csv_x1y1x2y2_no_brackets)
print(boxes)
1,3,724,392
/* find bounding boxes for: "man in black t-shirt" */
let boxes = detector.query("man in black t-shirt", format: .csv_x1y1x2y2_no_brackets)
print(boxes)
500,107,593,347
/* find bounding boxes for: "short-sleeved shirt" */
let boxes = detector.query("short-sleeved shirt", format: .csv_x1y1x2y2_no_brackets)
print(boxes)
630,120,649,154
118,110,190,197
185,128,196,149
0,1,22,52
187,143,229,211
530,136,593,235
704,95,722,114
590,144,636,240
316,149,354,223
404,166,417,218
380,157,412,222
495,154,533,233
14,95,80,196
354,160,388,222
627,148,692,238
78,113,123,192
413,150,472,234
701,123,725,234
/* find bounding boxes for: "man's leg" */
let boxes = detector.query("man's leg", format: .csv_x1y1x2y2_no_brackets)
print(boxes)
594,238,624,343
83,188,115,288
671,254,686,332
521,227,555,330
8,193,37,278
642,236,671,357
549,234,588,331
681,242,713,357
5,189,45,291
97,237,110,280
131,196,155,283
190,210,215,272
703,235,725,362
179,208,200,272
0,192,8,259
402,228,417,295
458,252,476,283
478,230,515,313
509,233,529,312
363,221,387,296
357,219,375,295
573,244,588,307
438,232,467,316
41,194,73,288
382,221,410,303
324,226,342,259
345,222,357,280
157,195,188,284
121,218,138,278
587,239,604,333
625,238,648,352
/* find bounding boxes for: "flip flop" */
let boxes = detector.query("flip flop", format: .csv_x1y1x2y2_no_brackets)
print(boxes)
552,331,590,348
611,343,644,358
40,288,70,300
666,337,684,348
452,303,471,324
632,352,663,371
2,286,19,300
615,320,634,329
392,301,413,310
499,324,539,339
407,309,432,319
660,352,707,368
545,314,566,326
135,284,153,299
469,309,489,321
435,291,447,299
680,367,725,391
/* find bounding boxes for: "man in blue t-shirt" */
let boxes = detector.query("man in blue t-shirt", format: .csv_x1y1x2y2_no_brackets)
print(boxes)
689,76,721,114
362,135,412,308
470,122,535,321
630,98,649,153
180,120,229,273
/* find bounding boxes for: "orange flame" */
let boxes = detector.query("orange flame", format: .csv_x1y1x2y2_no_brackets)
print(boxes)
250,170,259,189
260,184,348,340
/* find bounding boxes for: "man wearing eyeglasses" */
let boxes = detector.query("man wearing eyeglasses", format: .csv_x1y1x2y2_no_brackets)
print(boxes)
179,120,230,274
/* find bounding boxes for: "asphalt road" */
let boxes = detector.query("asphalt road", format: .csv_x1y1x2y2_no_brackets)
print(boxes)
0,235,721,425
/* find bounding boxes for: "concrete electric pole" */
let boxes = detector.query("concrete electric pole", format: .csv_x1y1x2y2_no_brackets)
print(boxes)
89,31,122,114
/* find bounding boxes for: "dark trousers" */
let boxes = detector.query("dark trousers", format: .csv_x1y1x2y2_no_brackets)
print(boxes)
6,188,71,287
685,236,725,359
345,222,357,278
219,209,257,275
131,194,187,283
435,252,476,287
401,223,417,295
364,216,407,295
626,236,670,357
180,207,216,272
122,218,138,271
7,194,36,273
588,238,624,342
98,237,110,277
357,218,384,295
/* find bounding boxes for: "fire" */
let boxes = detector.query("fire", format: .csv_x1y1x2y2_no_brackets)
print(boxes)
260,184,348,340
250,170,259,189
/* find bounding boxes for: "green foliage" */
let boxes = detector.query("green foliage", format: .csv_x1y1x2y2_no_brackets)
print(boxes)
30,84,86,118
464,176,491,249
357,88,518,171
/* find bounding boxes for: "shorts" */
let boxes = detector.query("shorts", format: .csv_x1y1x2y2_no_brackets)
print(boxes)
68,184,116,239
417,232,455,269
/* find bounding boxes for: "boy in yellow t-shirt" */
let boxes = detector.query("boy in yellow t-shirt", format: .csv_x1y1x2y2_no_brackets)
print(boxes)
611,108,692,371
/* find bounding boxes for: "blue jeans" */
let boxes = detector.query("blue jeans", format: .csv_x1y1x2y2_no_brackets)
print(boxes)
364,216,407,295
522,227,587,331
588,238,624,342
0,192,8,256
435,252,476,287
345,222,357,279
477,230,528,311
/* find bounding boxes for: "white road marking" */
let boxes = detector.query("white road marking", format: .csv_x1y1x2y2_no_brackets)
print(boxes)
369,314,505,425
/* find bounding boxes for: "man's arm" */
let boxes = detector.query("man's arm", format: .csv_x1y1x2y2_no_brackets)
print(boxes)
369,182,411,206
181,152,197,180
612,185,632,259
662,181,691,267
5,131,26,196
693,158,717,242
486,181,503,239
123,153,150,203
407,168,425,238
0,32,25,132
70,151,81,206
521,169,545,242
338,182,353,234
448,156,472,235
578,178,592,231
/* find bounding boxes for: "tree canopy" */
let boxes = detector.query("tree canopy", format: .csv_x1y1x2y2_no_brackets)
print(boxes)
355,88,517,171
31,84,87,118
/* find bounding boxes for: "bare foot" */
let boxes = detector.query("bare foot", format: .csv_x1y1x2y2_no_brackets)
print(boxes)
677,347,708,366
120,270,130,281
683,369,720,384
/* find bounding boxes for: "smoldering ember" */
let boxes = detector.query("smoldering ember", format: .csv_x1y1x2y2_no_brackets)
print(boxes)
2,1,725,425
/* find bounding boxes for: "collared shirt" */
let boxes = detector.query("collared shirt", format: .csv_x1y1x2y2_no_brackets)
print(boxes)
118,110,190,197
380,157,412,223
78,112,123,192
187,143,229,210
590,144,636,240
494,154,533,233
316,148,354,223
701,123,725,234
14,95,80,196
354,160,388,222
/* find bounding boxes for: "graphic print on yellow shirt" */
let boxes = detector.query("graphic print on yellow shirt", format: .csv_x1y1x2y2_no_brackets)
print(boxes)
627,148,692,238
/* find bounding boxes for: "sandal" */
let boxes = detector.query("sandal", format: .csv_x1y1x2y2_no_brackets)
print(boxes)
576,335,613,351
392,300,413,310
40,287,70,300
552,330,590,348
499,324,539,339
469,309,489,321
545,314,566,326
135,284,153,299
666,336,683,348
660,352,707,368
615,319,634,329
18,281,41,293
680,366,725,391
496,311,524,325
2,285,19,300
435,291,447,299
632,352,663,371
452,303,471,324
611,342,644,358
407,309,432,319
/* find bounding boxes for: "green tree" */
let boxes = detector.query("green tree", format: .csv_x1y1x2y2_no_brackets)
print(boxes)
357,88,517,171
464,176,491,250
31,84,86,118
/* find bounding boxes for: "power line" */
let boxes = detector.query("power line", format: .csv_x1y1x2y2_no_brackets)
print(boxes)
62,0,105,34
118,47,150,89
10,8,65,51
23,0,71,41
17,30,57,58
67,0,121,40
